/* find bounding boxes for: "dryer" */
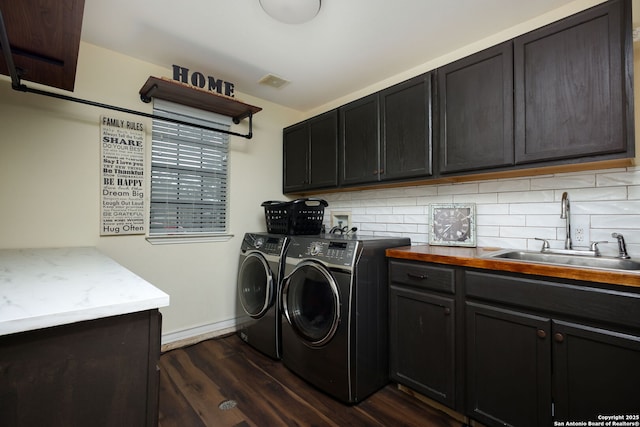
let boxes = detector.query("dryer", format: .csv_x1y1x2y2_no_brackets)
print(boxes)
280,234,410,403
236,232,289,359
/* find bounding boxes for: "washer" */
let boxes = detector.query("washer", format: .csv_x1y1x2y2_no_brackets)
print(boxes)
281,234,411,403
236,232,289,359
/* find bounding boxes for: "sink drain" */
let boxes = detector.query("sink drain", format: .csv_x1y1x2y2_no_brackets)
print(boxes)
218,399,237,411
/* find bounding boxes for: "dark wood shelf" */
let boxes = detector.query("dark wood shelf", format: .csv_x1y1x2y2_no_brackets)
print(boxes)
0,0,85,91
139,76,262,123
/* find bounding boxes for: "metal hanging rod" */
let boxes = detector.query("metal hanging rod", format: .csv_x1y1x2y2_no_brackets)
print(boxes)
0,9,253,139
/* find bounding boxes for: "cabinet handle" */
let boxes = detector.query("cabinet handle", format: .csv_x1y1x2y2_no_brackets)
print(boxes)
444,307,451,315
537,329,547,339
407,272,428,280
373,169,378,175
554,333,564,343
379,168,384,174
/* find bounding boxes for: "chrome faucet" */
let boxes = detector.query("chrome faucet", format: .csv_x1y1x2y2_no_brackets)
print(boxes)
611,233,631,259
560,192,572,250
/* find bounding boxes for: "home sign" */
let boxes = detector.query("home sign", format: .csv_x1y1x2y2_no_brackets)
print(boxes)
172,64,235,98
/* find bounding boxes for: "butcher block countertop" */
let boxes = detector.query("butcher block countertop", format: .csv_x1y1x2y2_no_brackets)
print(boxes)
386,245,640,288
0,247,170,337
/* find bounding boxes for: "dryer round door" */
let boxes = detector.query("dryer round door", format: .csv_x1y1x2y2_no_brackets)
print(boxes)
282,260,340,347
237,252,274,319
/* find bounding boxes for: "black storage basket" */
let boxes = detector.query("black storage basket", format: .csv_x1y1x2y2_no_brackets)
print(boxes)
261,198,328,235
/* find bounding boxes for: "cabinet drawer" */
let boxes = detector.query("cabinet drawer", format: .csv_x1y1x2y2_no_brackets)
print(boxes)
389,260,455,294
465,270,640,329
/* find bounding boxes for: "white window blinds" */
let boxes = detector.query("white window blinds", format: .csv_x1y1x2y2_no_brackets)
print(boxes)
150,100,231,236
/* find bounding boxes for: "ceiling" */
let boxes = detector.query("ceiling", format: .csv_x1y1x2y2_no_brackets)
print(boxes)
81,0,621,112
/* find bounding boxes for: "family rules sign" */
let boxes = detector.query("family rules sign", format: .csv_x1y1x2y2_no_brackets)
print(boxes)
100,116,146,236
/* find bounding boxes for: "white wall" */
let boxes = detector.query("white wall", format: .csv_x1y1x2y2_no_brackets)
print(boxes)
0,43,302,342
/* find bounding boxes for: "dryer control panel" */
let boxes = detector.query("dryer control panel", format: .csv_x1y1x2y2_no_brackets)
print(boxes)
241,233,287,256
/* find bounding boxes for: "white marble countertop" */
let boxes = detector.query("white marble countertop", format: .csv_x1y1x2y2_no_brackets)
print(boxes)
0,247,170,337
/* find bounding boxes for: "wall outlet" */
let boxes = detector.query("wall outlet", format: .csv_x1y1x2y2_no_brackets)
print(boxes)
331,211,352,230
572,216,590,246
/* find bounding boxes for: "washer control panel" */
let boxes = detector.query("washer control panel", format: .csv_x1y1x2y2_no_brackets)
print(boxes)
301,240,358,266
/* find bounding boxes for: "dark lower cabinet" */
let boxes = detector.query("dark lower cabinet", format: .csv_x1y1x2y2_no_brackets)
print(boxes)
0,310,162,427
464,269,640,427
552,320,640,422
465,302,552,427
388,260,459,410
390,286,455,407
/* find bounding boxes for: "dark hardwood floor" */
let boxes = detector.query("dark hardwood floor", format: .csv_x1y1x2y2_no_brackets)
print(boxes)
158,334,464,427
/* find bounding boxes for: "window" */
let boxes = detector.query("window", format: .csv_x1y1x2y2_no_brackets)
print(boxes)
149,100,231,238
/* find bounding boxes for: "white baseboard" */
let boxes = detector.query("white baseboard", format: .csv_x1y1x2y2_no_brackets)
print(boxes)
161,316,249,352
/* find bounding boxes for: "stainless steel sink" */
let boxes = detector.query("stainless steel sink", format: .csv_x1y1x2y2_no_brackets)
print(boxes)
485,250,640,271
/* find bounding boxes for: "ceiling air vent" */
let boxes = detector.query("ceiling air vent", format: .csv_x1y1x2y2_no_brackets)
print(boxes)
259,74,290,89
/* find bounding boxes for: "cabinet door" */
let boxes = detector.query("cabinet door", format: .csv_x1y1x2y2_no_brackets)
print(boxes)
437,42,514,174
389,286,455,407
466,302,552,427
308,110,338,190
0,310,160,427
340,94,380,185
283,123,310,193
514,0,631,164
380,74,433,181
552,320,640,421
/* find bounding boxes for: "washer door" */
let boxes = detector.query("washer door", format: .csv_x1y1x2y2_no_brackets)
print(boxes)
282,260,341,347
238,252,274,319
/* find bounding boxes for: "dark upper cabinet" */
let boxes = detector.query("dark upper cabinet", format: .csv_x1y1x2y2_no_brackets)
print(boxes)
381,74,433,180
339,94,380,186
282,0,634,193
283,110,338,193
437,42,514,174
340,74,433,186
514,0,633,164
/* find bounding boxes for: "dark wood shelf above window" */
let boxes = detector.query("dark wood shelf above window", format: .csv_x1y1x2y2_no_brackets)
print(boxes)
139,76,262,123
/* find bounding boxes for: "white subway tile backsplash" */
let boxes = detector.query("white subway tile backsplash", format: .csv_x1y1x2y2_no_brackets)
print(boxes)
375,214,405,223
387,223,419,233
531,174,595,190
597,170,640,187
392,206,425,215
403,215,429,225
509,202,557,214
499,190,555,204
365,206,393,215
477,204,510,215
359,222,387,232
591,215,640,229
500,226,556,239
479,179,530,193
557,187,627,201
318,167,640,257
453,193,498,204
477,214,525,226
437,182,479,195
